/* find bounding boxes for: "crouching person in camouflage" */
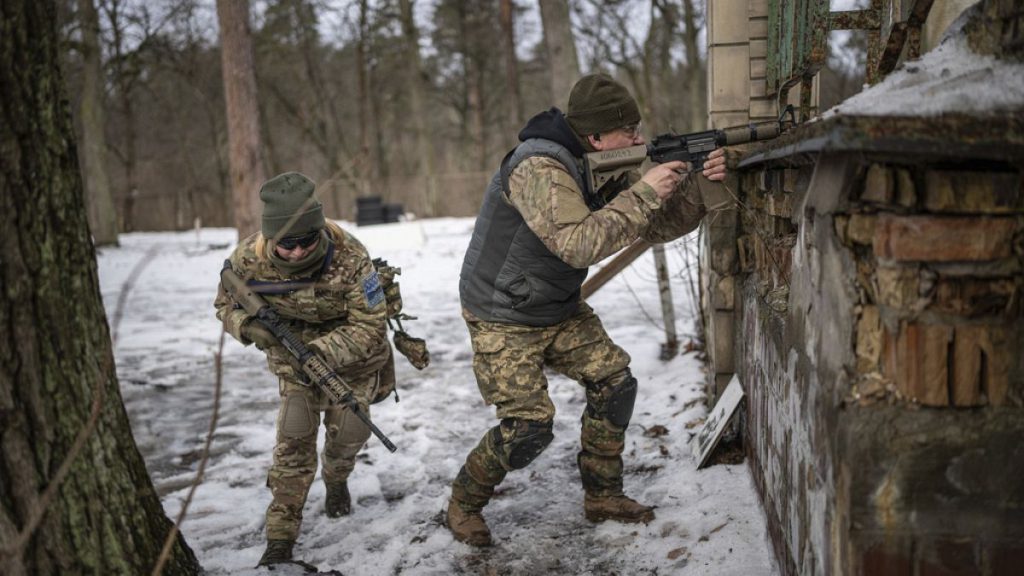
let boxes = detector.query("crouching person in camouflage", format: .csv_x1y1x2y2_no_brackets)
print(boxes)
215,172,391,568
448,73,728,546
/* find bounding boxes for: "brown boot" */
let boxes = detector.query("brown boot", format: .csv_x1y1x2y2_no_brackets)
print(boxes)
446,500,492,547
584,494,655,524
325,481,351,518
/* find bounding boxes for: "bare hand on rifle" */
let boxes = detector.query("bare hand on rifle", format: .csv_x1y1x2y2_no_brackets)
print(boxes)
641,160,688,200
701,148,728,182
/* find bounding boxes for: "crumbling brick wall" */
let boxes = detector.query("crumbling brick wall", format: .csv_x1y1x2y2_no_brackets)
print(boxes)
701,2,1024,574
728,145,1024,575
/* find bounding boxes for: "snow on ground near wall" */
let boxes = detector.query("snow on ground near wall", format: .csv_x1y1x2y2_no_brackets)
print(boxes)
97,218,778,576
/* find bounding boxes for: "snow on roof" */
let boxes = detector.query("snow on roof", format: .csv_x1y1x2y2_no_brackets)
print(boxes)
824,11,1024,118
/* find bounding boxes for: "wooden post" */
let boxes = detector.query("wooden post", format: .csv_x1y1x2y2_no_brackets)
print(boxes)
652,244,679,360
581,240,651,300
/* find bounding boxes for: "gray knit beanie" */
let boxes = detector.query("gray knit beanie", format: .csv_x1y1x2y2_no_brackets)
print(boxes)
260,172,325,238
565,73,641,135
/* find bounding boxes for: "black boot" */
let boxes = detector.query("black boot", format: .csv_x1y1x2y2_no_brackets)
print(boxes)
258,539,293,567
257,539,317,572
325,481,351,518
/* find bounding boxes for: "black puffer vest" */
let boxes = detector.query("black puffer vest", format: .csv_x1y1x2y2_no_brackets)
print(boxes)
459,109,593,327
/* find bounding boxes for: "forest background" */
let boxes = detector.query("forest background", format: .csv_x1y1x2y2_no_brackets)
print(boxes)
59,0,865,243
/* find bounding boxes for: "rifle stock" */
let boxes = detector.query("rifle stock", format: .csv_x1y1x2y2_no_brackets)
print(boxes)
221,262,398,453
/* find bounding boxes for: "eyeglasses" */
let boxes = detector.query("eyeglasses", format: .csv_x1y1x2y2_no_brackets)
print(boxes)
621,122,642,138
276,230,320,250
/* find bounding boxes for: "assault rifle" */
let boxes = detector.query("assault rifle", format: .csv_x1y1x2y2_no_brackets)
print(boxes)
221,262,398,453
584,105,796,192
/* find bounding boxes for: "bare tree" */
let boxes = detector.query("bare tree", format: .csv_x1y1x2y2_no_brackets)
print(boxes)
140,0,230,230
458,2,488,170
574,0,706,133
679,0,706,131
77,0,119,246
357,0,373,190
538,0,580,108
0,1,200,573
398,0,439,215
500,0,523,132
103,0,142,232
216,0,265,239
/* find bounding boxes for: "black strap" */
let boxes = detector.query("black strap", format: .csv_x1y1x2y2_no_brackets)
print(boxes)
247,240,336,294
498,147,517,199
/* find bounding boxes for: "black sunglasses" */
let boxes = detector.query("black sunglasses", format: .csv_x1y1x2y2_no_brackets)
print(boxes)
276,230,320,250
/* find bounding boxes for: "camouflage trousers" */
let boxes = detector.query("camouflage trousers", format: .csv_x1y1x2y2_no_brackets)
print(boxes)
451,303,634,512
265,374,373,542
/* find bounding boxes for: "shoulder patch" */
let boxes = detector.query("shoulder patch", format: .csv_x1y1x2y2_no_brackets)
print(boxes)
362,270,385,308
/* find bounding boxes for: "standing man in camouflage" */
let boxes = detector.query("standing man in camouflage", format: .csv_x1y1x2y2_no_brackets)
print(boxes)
215,172,392,568
448,73,728,546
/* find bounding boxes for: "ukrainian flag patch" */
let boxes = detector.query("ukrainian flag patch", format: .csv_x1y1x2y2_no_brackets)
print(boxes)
362,270,385,308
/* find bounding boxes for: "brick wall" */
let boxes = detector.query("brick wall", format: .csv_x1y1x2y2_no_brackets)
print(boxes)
703,5,1024,572
733,145,1024,576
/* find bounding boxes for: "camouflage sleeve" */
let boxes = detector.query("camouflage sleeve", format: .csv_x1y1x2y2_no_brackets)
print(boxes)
214,248,254,345
641,174,707,243
308,252,389,374
508,156,663,269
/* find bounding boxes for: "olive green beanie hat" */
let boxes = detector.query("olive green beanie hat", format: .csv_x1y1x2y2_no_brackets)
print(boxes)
565,73,641,136
260,171,325,238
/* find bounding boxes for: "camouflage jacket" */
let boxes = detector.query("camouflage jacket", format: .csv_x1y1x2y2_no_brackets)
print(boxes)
214,226,389,383
508,156,706,268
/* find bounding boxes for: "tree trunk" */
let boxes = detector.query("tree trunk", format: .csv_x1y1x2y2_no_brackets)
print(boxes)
457,3,487,171
105,0,139,233
398,0,438,216
216,0,265,239
369,51,388,181
76,0,119,246
357,0,375,195
0,2,200,574
538,0,580,108
499,0,522,134
680,0,706,131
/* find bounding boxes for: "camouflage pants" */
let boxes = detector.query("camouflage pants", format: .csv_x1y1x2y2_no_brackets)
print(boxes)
265,374,373,542
451,303,634,512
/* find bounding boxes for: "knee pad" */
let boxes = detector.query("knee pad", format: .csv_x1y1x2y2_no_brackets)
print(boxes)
588,370,637,428
330,406,372,446
280,393,317,439
606,373,637,427
490,418,554,470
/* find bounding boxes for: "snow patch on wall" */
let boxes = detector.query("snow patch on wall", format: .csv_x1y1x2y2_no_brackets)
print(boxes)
824,24,1024,118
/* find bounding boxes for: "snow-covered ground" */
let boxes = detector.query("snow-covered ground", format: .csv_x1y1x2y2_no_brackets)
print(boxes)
97,218,777,576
